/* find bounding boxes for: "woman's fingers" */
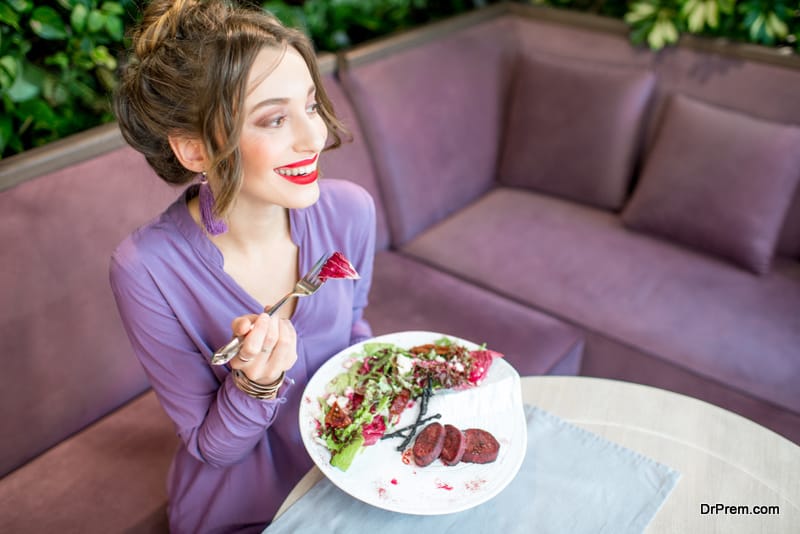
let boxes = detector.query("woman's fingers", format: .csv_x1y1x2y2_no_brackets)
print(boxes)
238,313,278,360
272,319,297,363
251,319,297,383
231,314,259,337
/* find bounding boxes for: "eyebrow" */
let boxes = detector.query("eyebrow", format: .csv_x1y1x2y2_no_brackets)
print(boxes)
249,85,316,114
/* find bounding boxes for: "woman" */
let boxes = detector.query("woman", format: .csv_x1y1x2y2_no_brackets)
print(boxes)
110,1,375,532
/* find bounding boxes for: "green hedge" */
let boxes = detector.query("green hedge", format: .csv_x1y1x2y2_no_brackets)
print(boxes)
1,0,798,159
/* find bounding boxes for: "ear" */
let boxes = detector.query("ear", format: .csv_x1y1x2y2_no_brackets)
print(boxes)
168,136,208,173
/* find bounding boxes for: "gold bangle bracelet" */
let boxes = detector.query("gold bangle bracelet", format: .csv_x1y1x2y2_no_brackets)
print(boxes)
232,370,285,400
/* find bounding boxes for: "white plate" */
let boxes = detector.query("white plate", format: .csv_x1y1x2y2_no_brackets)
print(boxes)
299,330,527,515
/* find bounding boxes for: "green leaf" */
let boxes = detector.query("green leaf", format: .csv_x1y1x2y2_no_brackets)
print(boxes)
329,434,364,471
17,98,57,131
44,51,69,70
90,45,116,69
71,4,89,34
718,0,735,14
8,0,33,13
0,113,13,154
0,56,18,89
6,61,40,102
87,9,105,33
766,12,788,39
100,2,125,16
29,6,69,40
56,0,78,11
42,76,69,106
104,14,123,40
0,4,21,31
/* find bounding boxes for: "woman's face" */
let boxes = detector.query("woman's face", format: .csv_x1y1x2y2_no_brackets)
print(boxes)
237,45,328,210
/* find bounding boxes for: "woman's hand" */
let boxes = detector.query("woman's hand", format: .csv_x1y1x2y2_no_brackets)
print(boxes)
228,313,297,384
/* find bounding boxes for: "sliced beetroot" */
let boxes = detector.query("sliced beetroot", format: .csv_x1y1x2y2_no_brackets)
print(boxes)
439,424,467,466
461,428,500,464
412,422,445,467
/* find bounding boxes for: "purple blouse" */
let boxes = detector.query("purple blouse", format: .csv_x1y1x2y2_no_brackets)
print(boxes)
110,179,376,533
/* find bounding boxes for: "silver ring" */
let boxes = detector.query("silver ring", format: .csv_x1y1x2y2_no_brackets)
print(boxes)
237,354,252,363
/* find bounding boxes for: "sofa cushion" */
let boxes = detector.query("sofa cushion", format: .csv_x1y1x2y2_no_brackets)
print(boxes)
365,250,584,377
340,16,517,245
498,52,655,210
650,46,800,261
401,187,800,414
622,94,800,275
0,145,176,477
0,391,177,533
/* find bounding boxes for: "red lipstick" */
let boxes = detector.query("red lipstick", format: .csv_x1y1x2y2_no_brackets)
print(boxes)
281,169,318,185
274,154,319,185
279,154,317,168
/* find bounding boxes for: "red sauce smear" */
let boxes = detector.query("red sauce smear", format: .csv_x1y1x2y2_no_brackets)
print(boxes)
318,251,360,281
401,449,413,465
390,478,398,485
435,480,453,491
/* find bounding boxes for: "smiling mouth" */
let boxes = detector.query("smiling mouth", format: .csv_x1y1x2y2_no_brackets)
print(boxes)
274,155,319,184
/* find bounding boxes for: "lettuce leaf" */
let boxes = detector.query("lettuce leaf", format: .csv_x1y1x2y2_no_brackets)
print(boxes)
330,434,365,471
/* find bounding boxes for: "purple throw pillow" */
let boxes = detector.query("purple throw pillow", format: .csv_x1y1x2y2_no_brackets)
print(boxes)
499,53,655,210
622,94,800,275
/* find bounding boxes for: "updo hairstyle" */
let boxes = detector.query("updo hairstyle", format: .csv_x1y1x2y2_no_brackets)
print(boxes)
114,0,346,217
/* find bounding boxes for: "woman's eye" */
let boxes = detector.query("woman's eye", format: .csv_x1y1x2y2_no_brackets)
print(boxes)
307,102,320,114
266,115,286,127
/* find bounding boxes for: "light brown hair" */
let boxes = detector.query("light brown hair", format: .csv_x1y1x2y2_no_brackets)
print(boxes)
114,0,347,217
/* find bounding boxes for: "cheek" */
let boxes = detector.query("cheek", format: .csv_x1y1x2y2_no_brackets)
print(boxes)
316,117,329,145
240,137,280,172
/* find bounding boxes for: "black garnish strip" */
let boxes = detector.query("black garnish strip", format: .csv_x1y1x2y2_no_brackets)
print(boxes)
380,413,441,440
395,379,434,451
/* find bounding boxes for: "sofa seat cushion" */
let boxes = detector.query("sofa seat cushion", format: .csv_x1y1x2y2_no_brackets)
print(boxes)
0,390,178,533
622,94,800,275
401,187,800,413
365,250,584,377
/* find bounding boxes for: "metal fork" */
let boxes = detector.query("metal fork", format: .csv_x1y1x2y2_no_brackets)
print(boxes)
210,253,330,365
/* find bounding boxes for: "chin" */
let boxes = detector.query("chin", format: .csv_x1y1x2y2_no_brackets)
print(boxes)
286,181,321,209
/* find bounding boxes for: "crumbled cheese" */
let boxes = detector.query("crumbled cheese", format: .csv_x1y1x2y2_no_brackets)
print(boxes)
395,354,414,375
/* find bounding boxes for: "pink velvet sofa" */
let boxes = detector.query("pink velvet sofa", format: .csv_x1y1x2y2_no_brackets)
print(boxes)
1,3,798,532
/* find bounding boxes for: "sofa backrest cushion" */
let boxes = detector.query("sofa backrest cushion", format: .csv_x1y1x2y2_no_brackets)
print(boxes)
498,52,655,210
320,74,390,251
651,46,800,261
622,93,800,275
0,145,176,477
340,16,517,245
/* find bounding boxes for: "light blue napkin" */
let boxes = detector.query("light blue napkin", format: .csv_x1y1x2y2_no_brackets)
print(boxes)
264,405,680,534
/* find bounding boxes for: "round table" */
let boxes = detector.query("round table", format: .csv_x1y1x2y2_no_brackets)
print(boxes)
276,376,800,533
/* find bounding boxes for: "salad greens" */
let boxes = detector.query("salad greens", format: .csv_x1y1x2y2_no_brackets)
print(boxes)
314,337,502,471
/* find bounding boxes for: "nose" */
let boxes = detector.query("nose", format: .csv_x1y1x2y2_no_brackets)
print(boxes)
293,112,327,154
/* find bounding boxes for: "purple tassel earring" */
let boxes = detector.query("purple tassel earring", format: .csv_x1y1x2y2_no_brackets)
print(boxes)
199,173,228,236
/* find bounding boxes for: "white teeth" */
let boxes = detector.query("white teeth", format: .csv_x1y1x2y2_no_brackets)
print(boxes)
276,162,316,176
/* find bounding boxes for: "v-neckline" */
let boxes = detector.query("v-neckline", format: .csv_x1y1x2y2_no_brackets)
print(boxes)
174,185,309,324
